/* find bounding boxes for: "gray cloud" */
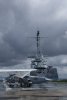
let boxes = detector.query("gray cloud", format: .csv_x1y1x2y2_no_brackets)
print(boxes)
0,0,67,66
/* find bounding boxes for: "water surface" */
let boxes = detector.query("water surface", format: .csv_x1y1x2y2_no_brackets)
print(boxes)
0,82,67,100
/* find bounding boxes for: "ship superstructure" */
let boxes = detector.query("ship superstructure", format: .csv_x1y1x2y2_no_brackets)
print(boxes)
30,31,58,80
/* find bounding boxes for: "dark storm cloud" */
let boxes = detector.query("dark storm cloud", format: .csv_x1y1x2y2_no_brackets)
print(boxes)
0,0,67,66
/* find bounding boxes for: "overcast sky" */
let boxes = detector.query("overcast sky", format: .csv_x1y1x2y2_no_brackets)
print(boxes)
0,0,67,67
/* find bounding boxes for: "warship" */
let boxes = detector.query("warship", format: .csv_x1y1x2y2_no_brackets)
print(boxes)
30,31,58,80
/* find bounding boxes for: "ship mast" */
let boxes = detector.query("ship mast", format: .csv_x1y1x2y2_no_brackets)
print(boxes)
36,31,41,58
35,31,48,68
31,31,47,69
